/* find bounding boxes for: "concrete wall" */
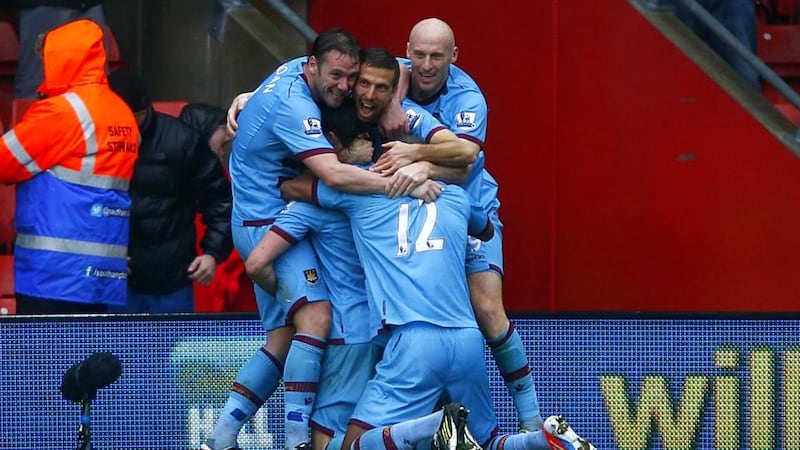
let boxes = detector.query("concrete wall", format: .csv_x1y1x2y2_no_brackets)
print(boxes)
104,0,308,106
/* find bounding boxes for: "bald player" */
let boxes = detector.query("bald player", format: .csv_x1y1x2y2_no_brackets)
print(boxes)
373,18,543,433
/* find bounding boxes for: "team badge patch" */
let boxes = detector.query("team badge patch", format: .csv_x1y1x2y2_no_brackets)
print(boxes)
303,117,323,136
405,108,422,130
303,268,319,285
455,111,477,129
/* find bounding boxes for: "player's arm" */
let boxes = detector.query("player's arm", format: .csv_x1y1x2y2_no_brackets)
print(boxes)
245,229,293,295
468,200,495,242
372,126,477,176
280,171,316,203
385,161,471,198
226,90,255,134
378,64,411,140
303,152,398,195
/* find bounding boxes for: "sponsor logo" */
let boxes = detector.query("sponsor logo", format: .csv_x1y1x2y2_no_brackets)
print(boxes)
90,204,130,218
455,111,477,129
303,117,323,136
405,108,422,131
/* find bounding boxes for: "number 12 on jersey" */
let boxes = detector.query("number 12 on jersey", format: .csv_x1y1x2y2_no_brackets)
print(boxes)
396,200,444,257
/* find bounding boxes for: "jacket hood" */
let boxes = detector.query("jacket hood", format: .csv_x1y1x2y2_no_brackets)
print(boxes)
178,103,226,143
39,19,107,97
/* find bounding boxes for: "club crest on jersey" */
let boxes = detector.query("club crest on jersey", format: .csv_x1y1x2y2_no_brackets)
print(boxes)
303,117,323,136
405,108,422,130
303,268,319,285
455,111,477,129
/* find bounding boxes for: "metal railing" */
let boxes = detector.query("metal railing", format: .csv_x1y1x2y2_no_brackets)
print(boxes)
642,0,800,142
211,0,317,44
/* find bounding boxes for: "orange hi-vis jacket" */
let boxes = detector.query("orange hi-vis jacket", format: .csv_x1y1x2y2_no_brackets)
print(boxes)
0,19,139,305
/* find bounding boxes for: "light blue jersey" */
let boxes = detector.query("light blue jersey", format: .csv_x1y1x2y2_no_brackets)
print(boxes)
228,56,331,330
399,58,500,221
316,181,489,337
229,57,335,225
400,58,503,276
271,201,380,438
271,201,372,344
401,97,446,143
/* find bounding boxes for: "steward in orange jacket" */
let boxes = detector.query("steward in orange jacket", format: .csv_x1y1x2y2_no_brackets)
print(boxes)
0,19,139,313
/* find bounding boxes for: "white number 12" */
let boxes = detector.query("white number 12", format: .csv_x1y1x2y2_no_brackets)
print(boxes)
396,201,444,256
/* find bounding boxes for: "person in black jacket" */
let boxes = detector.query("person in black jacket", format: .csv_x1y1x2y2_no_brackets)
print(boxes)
108,68,233,313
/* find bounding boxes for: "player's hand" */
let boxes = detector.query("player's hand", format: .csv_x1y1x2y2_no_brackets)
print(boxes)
371,141,416,176
226,91,254,135
407,179,442,203
338,136,374,164
386,161,430,198
188,254,216,286
378,100,409,140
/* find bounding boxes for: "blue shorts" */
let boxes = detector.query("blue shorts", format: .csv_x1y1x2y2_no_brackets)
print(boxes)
465,216,503,277
311,342,382,437
349,323,498,444
232,224,329,331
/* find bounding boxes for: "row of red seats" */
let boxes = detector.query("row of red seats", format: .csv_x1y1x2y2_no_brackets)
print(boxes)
758,0,800,25
755,1,800,122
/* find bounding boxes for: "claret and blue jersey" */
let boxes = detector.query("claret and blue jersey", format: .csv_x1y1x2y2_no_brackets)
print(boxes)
398,57,501,224
229,56,336,225
314,180,490,338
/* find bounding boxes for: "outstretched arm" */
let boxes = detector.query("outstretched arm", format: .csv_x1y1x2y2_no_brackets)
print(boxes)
371,128,478,176
378,63,411,139
226,90,255,135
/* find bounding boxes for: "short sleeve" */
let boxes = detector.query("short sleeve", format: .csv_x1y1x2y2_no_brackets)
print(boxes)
272,97,333,158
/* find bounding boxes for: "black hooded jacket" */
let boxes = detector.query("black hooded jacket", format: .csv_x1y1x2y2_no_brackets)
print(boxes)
127,106,233,294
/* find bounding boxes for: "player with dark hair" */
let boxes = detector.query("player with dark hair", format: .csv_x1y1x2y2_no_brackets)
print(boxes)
247,47,595,450
203,30,442,450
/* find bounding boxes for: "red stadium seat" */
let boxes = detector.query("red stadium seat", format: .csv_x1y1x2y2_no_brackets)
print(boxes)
153,100,188,118
0,21,18,77
0,184,14,255
0,254,15,315
0,21,18,129
103,25,125,72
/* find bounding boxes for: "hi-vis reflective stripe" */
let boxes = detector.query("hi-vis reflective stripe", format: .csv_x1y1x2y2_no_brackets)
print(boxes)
2,129,43,175
55,93,130,191
16,233,128,259
1,94,131,190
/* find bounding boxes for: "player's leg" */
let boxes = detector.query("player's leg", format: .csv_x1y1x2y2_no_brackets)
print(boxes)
203,314,289,449
311,342,381,450
274,239,332,450
344,324,445,449
349,409,446,450
439,327,557,450
483,416,597,450
203,225,289,450
467,229,542,431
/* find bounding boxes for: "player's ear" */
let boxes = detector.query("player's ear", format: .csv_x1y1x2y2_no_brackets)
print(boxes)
326,131,343,151
451,46,458,63
308,55,318,75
